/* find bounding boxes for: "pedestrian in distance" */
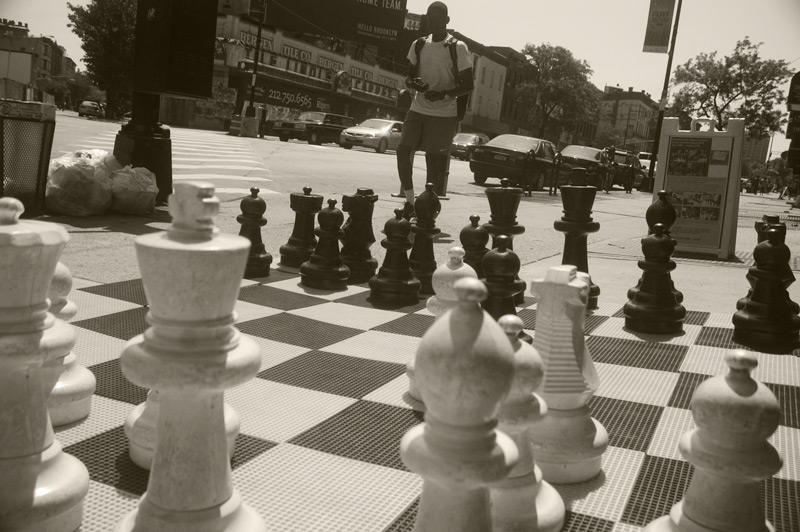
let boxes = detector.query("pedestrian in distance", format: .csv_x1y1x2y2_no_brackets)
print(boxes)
395,1,474,220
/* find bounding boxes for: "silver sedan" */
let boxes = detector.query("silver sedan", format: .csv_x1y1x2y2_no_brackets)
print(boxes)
339,119,403,154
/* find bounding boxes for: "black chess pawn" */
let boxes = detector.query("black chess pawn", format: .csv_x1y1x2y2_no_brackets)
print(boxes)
733,228,800,353
280,187,324,268
637,190,684,305
409,183,441,295
460,214,490,278
369,208,421,304
300,198,350,290
554,182,600,309
341,188,379,284
481,235,531,344
623,223,686,334
237,187,273,278
737,214,797,312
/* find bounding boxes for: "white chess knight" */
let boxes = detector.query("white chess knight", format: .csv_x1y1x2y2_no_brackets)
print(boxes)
528,265,608,483
644,350,783,532
116,183,266,532
0,197,90,532
42,261,97,426
491,315,565,532
406,246,477,407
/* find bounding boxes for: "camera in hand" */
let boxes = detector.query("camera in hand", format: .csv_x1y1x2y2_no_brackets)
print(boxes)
410,78,429,92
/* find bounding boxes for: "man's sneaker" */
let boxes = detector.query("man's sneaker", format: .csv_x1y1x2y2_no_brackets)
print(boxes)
401,202,416,222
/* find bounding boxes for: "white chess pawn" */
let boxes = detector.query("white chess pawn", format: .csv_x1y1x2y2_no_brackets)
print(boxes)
401,277,518,532
115,183,266,532
0,198,89,531
644,350,782,532
491,315,565,532
406,246,477,408
528,265,608,483
43,261,97,426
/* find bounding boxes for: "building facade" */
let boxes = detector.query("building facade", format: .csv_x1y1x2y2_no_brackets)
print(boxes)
597,85,658,152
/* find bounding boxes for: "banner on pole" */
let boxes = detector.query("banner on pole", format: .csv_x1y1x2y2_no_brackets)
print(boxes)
643,0,676,53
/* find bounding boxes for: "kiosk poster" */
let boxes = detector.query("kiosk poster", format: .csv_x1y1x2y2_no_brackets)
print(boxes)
664,136,733,248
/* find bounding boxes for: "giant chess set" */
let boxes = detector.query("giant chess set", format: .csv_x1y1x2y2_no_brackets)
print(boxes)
0,178,797,532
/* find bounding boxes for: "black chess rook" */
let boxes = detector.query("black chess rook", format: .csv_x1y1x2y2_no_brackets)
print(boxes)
341,188,379,284
280,187,324,268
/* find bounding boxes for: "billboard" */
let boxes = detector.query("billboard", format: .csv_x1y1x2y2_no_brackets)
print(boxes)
263,0,407,47
642,0,675,54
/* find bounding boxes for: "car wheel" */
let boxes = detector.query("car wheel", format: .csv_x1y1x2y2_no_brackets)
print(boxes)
279,135,289,142
78,113,84,117
341,143,352,150
376,138,388,154
473,171,487,185
309,131,321,145
466,148,474,161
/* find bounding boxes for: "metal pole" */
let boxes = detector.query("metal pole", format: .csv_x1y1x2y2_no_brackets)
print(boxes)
645,0,683,192
623,106,632,148
245,9,266,118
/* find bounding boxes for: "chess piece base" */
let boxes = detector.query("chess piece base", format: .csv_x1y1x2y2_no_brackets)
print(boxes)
644,501,775,532
491,474,565,532
299,269,349,291
125,395,240,470
733,311,800,354
368,278,420,304
244,255,272,278
47,353,97,426
0,440,89,532
624,314,685,335
115,489,267,532
530,407,608,484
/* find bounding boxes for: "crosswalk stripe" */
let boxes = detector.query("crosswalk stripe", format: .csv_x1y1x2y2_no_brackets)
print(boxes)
214,187,281,195
173,164,266,171
172,174,273,182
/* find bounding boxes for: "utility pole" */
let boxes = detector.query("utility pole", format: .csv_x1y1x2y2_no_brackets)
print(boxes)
645,0,683,192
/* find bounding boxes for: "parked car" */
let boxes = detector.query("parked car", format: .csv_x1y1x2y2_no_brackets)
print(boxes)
78,101,104,118
556,145,608,188
469,134,558,192
339,118,403,153
608,149,646,189
638,151,658,178
273,112,355,145
451,132,490,160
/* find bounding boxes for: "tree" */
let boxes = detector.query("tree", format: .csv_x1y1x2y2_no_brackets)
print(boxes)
594,123,626,149
668,38,792,138
515,44,598,140
67,0,137,118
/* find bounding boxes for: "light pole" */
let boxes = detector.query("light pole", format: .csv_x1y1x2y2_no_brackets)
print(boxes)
245,8,266,118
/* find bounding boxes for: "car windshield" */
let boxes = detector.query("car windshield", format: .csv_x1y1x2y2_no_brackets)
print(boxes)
298,112,325,122
561,146,602,161
487,135,540,152
453,133,477,143
358,119,392,129
613,153,630,165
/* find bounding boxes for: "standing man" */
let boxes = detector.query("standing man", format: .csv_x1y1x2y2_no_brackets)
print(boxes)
396,1,474,219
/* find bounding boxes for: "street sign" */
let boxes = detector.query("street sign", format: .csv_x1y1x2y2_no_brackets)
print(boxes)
643,0,676,53
788,72,800,112
787,112,800,140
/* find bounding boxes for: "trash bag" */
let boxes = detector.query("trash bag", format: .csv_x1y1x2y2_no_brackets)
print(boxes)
109,166,157,214
45,151,114,216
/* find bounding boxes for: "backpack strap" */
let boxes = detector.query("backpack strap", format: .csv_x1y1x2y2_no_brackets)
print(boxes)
411,36,426,78
445,36,461,87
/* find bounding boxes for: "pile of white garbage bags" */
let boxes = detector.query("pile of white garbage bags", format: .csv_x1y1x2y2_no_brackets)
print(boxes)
45,149,158,216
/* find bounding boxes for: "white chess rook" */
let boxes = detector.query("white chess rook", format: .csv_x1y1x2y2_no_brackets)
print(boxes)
401,278,518,532
115,183,266,532
491,315,565,532
43,262,97,426
644,350,783,532
0,198,89,532
406,246,477,407
528,265,608,484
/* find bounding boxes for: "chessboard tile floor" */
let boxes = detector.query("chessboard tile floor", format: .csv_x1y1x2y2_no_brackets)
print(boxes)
55,268,800,532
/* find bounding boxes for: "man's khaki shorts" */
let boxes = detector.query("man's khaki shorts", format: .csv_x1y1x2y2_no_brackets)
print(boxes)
400,110,458,154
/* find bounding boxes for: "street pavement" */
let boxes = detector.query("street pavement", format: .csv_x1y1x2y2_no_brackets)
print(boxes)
41,112,800,317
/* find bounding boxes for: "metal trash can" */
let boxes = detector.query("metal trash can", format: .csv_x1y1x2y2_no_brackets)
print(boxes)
0,100,57,217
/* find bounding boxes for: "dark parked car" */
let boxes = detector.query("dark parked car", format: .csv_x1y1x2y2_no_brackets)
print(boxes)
451,132,490,160
469,134,558,192
273,112,355,145
78,100,104,118
339,118,403,153
556,145,608,189
608,149,646,189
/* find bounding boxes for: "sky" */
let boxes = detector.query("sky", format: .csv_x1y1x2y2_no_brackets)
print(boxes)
5,0,798,154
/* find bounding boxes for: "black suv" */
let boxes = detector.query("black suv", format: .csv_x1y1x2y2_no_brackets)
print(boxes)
607,149,646,189
274,112,356,145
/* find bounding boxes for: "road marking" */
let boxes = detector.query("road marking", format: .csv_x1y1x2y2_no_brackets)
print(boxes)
172,174,273,182
172,164,267,171
214,187,280,195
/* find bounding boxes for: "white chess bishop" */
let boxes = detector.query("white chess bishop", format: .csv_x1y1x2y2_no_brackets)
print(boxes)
528,265,608,483
0,198,89,532
115,182,266,532
645,349,783,532
406,246,477,407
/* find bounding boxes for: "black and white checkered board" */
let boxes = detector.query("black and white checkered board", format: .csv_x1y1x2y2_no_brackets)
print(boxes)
57,267,798,532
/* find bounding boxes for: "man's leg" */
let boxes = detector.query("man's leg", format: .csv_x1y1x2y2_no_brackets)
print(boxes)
397,111,423,207
420,115,457,197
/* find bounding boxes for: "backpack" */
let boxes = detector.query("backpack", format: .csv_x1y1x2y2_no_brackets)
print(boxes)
413,35,469,121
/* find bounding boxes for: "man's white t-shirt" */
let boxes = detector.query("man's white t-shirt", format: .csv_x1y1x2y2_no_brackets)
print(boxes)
407,36,472,118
